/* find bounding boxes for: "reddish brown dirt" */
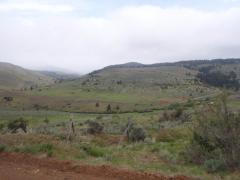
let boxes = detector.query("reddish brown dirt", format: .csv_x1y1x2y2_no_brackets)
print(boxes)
0,152,194,180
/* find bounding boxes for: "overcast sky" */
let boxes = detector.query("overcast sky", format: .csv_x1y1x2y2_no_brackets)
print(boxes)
0,0,240,73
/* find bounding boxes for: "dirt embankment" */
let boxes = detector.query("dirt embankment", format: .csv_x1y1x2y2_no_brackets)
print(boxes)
0,152,194,180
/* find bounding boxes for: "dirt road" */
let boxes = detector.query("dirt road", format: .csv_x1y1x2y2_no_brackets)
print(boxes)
0,152,193,180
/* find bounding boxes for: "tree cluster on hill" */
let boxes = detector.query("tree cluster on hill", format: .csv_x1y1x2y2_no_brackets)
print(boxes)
197,69,239,90
178,58,240,70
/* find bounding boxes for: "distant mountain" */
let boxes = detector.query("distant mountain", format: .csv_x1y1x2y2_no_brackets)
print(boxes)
0,62,55,90
35,65,80,74
39,71,81,81
105,62,145,68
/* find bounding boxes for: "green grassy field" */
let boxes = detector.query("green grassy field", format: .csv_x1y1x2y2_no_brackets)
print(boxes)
0,83,221,114
0,93,240,179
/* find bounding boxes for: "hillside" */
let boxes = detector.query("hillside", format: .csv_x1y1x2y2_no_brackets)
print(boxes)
79,58,240,90
80,65,196,91
0,62,55,90
0,59,238,113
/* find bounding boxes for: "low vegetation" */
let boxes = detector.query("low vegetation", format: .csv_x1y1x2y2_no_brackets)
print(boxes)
7,118,28,133
186,95,240,172
0,59,239,179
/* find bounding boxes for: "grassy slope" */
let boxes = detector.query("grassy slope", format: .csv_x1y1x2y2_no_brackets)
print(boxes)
0,62,221,113
0,62,54,90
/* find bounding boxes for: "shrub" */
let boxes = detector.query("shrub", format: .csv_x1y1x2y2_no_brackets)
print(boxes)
7,118,28,133
96,115,103,120
3,96,13,102
172,107,183,118
204,159,225,173
96,102,100,107
159,109,191,123
39,144,54,157
0,144,6,152
123,121,146,142
17,144,54,157
168,103,181,110
81,145,105,157
187,95,240,171
0,123,5,131
106,104,112,113
156,129,185,142
160,111,170,122
128,127,146,142
44,117,49,124
87,121,103,134
116,105,120,111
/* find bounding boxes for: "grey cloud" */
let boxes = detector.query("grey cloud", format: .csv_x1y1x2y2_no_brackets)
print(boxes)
0,5,240,73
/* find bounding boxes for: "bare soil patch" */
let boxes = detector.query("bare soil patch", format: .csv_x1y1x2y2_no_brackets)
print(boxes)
0,152,194,180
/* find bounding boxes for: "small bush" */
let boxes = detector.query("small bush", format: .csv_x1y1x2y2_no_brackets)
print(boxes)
96,115,103,120
128,127,146,142
16,144,54,157
95,102,100,107
173,107,183,118
0,144,6,152
168,103,181,110
0,123,5,131
81,145,105,157
39,144,54,157
87,121,103,134
106,104,112,113
159,109,191,122
3,96,13,102
7,118,28,133
44,117,49,124
204,159,225,173
156,129,183,142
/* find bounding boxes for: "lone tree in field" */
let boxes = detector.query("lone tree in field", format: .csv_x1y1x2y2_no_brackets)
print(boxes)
116,105,120,111
95,102,100,107
187,94,240,172
106,104,112,113
67,118,75,141
7,118,28,133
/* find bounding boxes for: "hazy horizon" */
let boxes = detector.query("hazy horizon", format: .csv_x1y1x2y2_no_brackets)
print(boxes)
1,0,240,73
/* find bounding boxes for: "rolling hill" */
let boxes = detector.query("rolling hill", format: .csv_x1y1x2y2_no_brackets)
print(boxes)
78,58,240,90
0,59,238,113
0,62,55,90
